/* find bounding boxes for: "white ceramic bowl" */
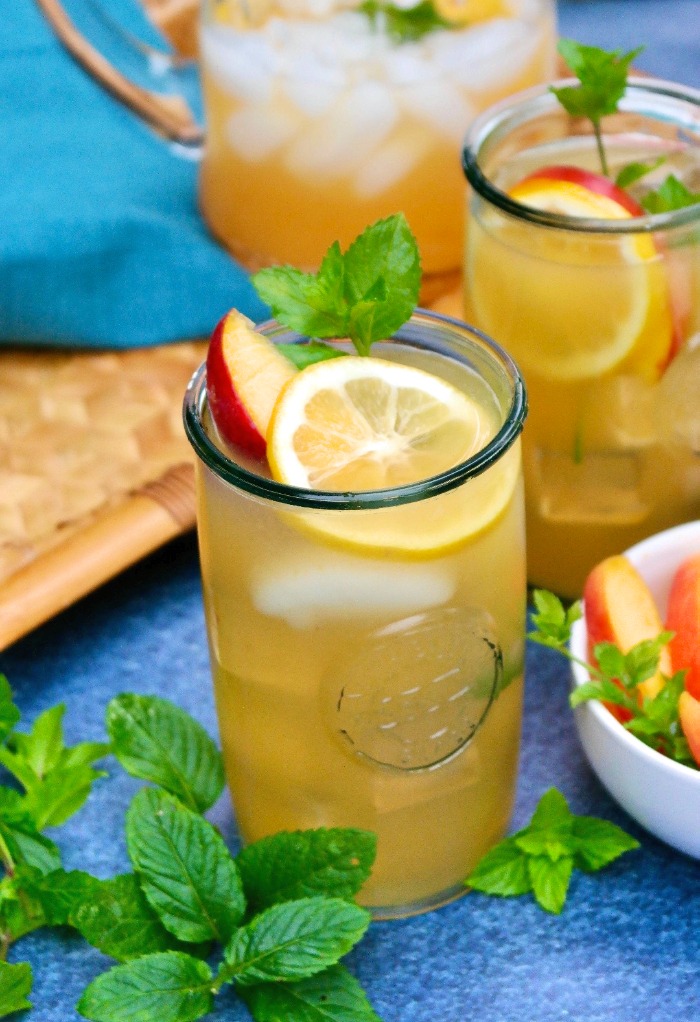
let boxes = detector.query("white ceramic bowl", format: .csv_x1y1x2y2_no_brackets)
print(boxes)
570,520,700,858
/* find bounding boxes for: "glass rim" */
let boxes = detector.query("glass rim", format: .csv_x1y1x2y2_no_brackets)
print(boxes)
182,309,528,510
462,76,700,235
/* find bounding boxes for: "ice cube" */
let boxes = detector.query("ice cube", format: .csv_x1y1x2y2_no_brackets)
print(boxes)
354,128,430,197
657,336,700,452
284,80,398,180
530,447,649,525
429,20,540,95
252,554,454,628
399,78,475,144
201,27,278,105
226,102,301,162
384,47,439,87
281,56,347,116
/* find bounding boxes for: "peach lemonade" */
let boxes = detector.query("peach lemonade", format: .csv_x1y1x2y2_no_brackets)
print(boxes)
463,63,700,598
198,0,556,291
184,216,527,916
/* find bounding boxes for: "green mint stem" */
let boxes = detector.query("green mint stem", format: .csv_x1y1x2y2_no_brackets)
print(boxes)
0,831,15,876
593,120,609,177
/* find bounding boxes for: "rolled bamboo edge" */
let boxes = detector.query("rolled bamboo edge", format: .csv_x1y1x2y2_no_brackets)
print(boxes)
0,464,196,652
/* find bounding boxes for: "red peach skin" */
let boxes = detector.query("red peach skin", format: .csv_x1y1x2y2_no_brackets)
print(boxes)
206,310,296,458
678,691,700,768
666,553,700,700
583,555,672,720
519,165,644,216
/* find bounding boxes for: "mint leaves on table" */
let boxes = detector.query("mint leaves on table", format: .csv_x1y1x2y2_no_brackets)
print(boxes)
529,590,695,768
467,789,639,914
360,0,451,43
253,213,422,358
0,679,380,1021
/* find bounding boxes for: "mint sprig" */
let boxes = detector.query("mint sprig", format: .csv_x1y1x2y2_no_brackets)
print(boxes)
467,788,639,913
0,681,380,1021
529,590,696,768
552,39,643,177
642,173,700,213
359,0,451,43
253,213,422,357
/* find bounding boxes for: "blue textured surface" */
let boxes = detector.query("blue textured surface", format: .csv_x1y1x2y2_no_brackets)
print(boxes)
2,534,699,1021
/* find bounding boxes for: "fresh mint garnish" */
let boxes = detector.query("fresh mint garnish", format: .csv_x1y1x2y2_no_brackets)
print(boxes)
125,787,245,945
360,0,451,43
0,685,381,1021
253,213,422,357
642,173,700,213
0,960,33,1015
615,156,666,190
529,589,696,767
240,964,382,1022
237,828,377,915
467,788,639,913
107,692,225,814
552,39,643,177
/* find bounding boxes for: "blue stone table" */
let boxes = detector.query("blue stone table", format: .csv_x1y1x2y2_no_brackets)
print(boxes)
2,1,699,1019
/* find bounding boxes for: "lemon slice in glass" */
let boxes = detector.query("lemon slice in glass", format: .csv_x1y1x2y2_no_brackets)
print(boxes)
469,176,673,383
266,355,519,556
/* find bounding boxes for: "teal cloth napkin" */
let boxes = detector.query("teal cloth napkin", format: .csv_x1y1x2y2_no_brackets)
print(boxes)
1,0,268,349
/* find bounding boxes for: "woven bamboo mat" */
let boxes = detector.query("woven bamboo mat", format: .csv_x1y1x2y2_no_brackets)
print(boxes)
0,342,207,650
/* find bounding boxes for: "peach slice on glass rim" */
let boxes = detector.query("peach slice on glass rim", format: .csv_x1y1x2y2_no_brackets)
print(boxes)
583,554,672,720
206,309,296,458
515,164,644,217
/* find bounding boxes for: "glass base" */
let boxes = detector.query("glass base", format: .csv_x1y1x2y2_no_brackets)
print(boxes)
363,881,469,921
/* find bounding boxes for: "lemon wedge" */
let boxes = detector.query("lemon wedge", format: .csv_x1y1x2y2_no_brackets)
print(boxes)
435,0,513,25
266,355,519,556
469,176,673,382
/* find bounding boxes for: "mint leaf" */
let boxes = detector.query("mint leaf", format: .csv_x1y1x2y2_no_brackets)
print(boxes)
72,874,190,962
571,817,640,872
8,704,65,778
615,157,666,190
642,174,700,213
527,855,574,914
107,694,224,814
106,694,223,813
466,838,531,897
77,951,213,1022
0,870,46,942
236,828,377,914
253,214,421,356
553,40,642,120
277,341,348,371
24,763,106,830
360,0,451,43
126,788,245,944
0,677,20,744
221,898,371,986
529,788,572,831
24,868,99,926
241,965,381,1022
528,591,581,650
0,961,32,1016
342,214,422,355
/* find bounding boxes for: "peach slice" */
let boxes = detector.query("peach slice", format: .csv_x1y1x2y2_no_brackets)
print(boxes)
517,165,644,217
583,554,672,719
666,553,700,700
678,691,700,768
206,309,296,458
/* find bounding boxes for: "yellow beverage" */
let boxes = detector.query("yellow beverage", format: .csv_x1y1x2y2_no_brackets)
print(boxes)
198,0,556,293
463,81,700,597
184,312,527,916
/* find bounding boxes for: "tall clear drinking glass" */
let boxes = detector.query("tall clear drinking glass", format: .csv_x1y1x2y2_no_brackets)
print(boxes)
463,79,700,598
184,310,527,918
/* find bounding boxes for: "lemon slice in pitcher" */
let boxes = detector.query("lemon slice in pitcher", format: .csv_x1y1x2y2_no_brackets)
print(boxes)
267,356,518,556
469,175,673,382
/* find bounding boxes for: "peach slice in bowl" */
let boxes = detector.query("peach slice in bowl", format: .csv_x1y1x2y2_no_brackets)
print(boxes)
570,520,700,858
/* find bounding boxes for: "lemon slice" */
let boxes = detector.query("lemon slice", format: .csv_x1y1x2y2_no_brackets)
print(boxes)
434,0,513,25
469,177,673,382
267,356,519,556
